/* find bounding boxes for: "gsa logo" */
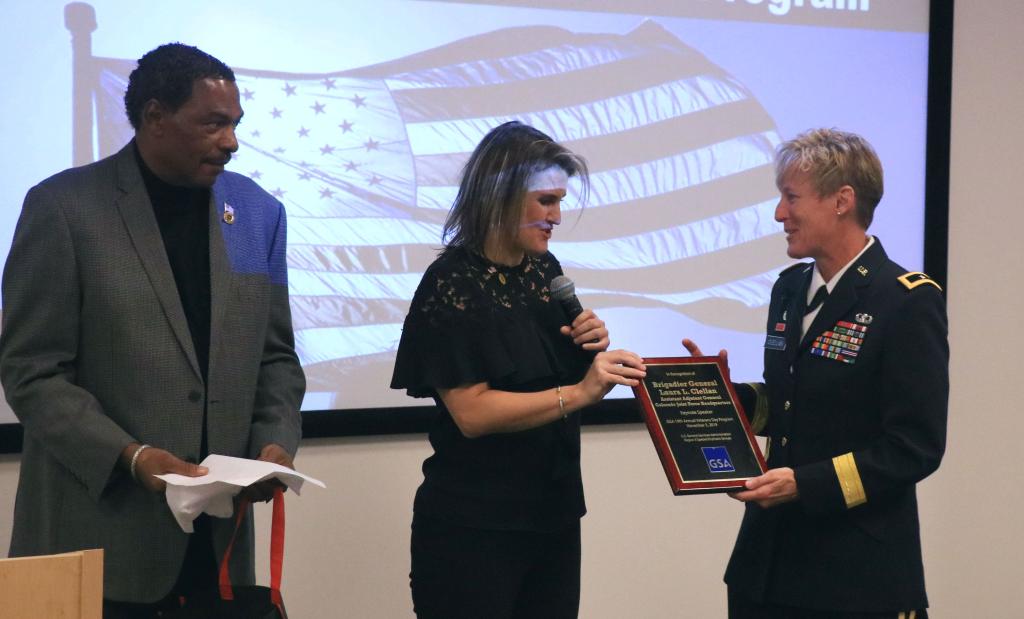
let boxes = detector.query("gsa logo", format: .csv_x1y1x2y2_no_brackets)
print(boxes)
701,446,735,474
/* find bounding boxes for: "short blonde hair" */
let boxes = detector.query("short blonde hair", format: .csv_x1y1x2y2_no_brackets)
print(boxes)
775,128,884,228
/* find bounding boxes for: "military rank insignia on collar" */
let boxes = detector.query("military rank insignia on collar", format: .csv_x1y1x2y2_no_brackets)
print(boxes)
898,271,941,291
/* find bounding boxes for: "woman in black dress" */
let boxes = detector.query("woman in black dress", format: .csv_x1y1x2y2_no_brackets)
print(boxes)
391,121,646,619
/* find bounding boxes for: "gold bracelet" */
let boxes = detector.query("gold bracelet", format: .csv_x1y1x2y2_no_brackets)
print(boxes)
557,385,566,418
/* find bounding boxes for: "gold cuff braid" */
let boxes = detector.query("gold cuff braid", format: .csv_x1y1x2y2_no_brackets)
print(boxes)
833,452,867,508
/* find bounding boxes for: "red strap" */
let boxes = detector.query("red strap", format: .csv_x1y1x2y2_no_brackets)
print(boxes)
218,495,249,601
218,487,286,603
269,486,285,605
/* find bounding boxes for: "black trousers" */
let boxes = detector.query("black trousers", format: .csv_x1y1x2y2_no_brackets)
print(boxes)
103,515,219,619
728,588,929,619
410,513,582,619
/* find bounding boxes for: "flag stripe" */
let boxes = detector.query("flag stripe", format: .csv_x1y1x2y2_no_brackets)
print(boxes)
392,47,727,124
295,323,403,363
382,27,673,90
565,234,787,293
404,73,752,156
552,166,776,242
288,270,423,299
287,193,779,279
287,244,440,274
342,21,684,80
579,268,784,307
288,217,438,247
412,96,776,187
415,131,779,211
290,297,411,330
551,199,779,270
287,232,785,301
291,264,786,364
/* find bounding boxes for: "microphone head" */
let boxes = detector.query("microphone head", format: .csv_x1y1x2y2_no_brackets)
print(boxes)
550,275,576,301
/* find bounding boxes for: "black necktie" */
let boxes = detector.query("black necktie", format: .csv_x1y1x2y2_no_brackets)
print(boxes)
805,285,828,315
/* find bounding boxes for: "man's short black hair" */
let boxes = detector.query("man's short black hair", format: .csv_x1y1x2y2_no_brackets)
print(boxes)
124,43,235,129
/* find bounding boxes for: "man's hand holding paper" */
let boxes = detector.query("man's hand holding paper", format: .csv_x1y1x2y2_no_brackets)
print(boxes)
156,454,325,532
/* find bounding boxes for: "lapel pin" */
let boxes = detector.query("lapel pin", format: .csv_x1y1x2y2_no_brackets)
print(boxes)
782,310,788,321
223,203,236,225
857,266,868,276
855,313,873,325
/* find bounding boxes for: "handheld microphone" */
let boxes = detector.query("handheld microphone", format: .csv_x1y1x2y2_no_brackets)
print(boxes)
550,275,583,323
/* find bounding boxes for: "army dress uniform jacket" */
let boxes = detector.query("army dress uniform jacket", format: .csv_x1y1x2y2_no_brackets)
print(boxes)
0,144,305,603
728,239,948,613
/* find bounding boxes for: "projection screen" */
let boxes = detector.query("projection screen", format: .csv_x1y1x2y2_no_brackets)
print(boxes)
0,0,944,443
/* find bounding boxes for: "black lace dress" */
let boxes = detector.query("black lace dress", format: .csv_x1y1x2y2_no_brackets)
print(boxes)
391,246,594,531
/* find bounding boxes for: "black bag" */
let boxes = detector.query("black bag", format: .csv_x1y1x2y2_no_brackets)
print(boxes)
163,487,288,619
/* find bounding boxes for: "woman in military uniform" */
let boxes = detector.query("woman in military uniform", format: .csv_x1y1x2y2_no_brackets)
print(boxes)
685,128,948,619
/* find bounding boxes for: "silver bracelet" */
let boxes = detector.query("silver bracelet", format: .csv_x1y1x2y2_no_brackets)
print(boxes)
129,444,150,481
557,385,566,418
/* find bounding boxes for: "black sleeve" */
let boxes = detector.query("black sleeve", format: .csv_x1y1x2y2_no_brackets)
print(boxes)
795,286,949,515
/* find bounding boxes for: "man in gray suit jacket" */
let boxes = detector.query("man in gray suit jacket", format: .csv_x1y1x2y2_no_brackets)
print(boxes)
0,43,305,615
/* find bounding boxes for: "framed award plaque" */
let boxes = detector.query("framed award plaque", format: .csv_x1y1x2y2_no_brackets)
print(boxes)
633,356,767,495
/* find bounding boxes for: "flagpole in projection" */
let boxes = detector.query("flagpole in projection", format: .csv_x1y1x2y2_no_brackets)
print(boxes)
65,2,97,166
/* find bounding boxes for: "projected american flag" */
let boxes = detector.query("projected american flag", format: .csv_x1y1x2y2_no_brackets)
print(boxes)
90,21,788,397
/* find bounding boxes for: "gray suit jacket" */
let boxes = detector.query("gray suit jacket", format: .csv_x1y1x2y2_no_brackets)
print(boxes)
0,143,305,603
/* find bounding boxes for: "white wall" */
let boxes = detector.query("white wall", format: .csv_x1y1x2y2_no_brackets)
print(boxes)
3,2,1024,616
925,0,1024,615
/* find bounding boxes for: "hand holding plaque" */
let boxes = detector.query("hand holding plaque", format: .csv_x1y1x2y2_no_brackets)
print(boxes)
633,357,766,495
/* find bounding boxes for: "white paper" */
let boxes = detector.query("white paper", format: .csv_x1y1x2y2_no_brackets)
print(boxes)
156,454,326,532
